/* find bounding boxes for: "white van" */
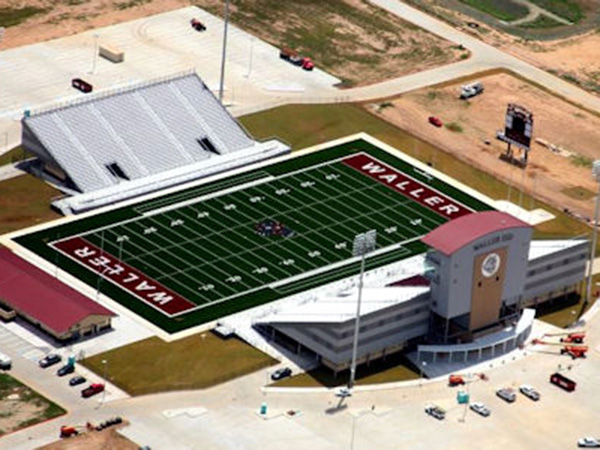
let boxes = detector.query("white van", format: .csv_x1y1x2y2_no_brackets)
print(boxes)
0,353,12,370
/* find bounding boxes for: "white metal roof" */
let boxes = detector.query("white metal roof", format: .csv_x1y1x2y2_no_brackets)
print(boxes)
528,239,587,261
258,286,429,324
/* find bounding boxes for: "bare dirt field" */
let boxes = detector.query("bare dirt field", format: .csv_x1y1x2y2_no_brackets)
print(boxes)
0,0,464,87
374,71,600,219
37,423,139,450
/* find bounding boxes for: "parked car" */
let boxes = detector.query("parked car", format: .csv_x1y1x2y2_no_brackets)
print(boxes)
72,78,93,93
270,367,292,381
425,404,445,420
428,116,443,128
496,387,516,403
520,385,541,401
57,364,75,377
39,354,62,368
470,402,491,417
190,18,206,31
69,375,86,386
81,383,104,398
578,437,600,448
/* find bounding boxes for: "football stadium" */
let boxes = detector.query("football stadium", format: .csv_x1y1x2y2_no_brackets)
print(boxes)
1,72,589,375
7,135,492,334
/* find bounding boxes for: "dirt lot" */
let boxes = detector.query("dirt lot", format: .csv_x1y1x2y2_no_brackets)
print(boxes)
0,0,464,87
374,71,600,219
38,423,139,450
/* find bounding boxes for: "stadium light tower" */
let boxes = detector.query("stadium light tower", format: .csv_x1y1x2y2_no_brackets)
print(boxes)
348,230,377,390
582,160,600,317
218,0,231,103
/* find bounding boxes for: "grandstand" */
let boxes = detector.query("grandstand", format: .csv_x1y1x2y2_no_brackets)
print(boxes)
21,72,289,214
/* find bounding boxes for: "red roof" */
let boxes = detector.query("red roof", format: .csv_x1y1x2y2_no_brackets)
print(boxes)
0,249,115,334
421,211,531,255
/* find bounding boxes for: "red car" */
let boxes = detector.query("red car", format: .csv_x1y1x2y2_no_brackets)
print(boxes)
428,116,443,127
81,383,104,398
72,78,93,94
190,18,206,31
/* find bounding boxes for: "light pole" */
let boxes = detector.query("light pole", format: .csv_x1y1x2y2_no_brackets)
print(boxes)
91,33,100,74
218,0,230,103
582,160,600,318
96,266,110,302
116,234,129,263
420,361,427,387
101,359,108,405
348,230,377,390
245,36,254,78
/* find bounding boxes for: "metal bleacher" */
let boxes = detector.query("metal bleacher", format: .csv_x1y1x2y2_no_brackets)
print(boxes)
22,73,290,213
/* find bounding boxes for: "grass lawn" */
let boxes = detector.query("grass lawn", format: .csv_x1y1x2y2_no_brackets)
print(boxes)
274,354,419,388
537,273,600,328
458,0,529,21
527,0,583,23
0,373,65,435
0,175,60,235
0,147,27,167
561,186,596,201
82,333,277,395
0,6,47,27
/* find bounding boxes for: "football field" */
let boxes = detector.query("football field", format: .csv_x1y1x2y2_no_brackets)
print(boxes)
13,137,492,333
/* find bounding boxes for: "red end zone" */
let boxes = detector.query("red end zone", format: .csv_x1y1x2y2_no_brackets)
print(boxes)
52,236,195,316
343,154,472,219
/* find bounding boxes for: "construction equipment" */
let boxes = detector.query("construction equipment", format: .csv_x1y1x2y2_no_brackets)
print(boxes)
279,48,314,71
531,339,588,359
60,425,86,438
561,345,588,359
544,330,586,344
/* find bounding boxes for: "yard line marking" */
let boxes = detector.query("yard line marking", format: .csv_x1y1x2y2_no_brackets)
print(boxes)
123,171,390,266
142,175,276,217
151,197,425,291
108,225,219,299
270,236,421,289
239,184,352,261
162,209,270,288
133,170,270,213
275,246,412,294
141,216,248,295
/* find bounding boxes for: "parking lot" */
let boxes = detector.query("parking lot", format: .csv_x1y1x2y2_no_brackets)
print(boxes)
0,6,341,152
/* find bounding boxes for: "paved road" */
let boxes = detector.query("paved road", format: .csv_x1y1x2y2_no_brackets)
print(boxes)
351,0,600,111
